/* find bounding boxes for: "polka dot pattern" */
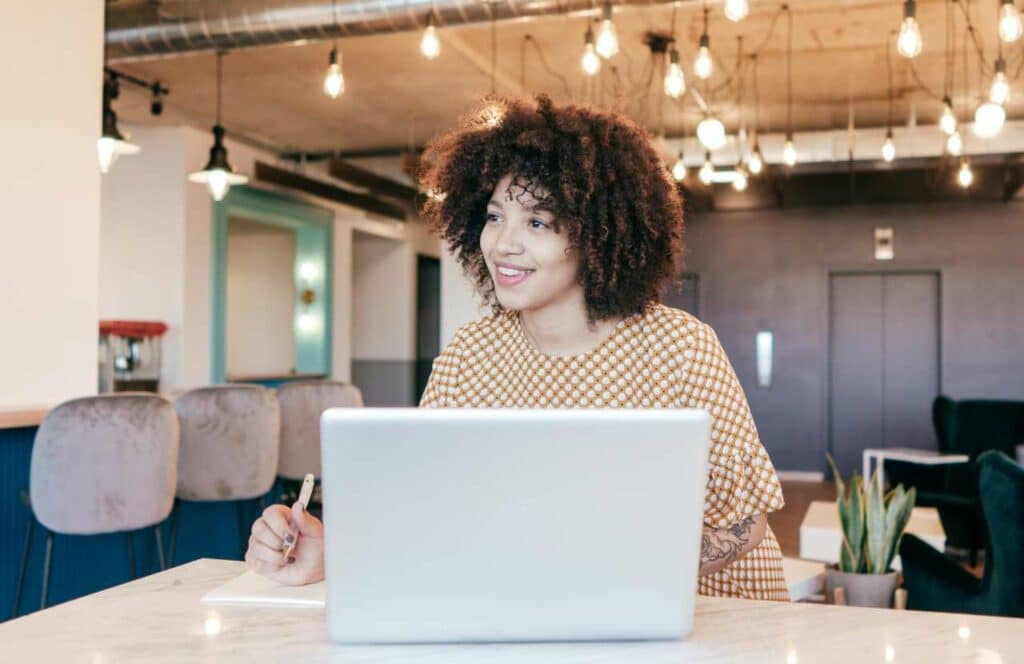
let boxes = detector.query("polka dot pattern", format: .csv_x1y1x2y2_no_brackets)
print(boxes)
419,304,789,602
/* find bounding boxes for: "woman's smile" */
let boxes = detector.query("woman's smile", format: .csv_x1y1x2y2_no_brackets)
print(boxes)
494,262,535,287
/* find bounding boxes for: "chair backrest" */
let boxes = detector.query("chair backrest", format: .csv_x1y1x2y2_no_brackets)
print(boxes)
277,380,363,479
931,395,956,453
953,400,1024,460
30,394,178,535
175,385,280,501
977,450,1024,614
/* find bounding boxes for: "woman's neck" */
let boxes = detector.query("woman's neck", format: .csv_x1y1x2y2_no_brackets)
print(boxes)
518,296,623,357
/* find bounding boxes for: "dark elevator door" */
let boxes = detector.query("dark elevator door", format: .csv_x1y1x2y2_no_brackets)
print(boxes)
828,272,941,476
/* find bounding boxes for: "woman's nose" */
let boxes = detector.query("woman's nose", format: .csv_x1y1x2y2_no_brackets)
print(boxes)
494,221,524,254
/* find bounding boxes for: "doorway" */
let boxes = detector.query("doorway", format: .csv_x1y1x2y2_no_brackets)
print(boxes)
828,271,941,476
415,255,441,403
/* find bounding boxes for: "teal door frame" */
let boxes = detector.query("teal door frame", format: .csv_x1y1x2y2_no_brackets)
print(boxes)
211,186,334,384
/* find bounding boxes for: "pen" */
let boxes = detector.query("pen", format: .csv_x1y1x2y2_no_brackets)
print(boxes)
282,473,315,562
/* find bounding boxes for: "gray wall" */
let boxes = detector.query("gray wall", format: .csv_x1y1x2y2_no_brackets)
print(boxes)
684,201,1024,472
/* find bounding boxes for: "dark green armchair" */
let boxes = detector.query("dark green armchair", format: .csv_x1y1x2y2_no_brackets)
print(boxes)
899,451,1024,617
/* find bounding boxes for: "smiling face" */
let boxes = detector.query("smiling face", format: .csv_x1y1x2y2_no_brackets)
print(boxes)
479,174,581,315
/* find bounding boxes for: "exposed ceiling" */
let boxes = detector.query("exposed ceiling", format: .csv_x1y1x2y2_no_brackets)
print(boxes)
109,0,1023,157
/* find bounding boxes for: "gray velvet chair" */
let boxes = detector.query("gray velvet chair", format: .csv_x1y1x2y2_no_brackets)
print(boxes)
168,385,280,563
277,380,363,480
15,394,178,615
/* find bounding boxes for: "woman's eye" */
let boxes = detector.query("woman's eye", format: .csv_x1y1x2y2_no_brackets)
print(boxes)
530,219,549,230
485,213,501,223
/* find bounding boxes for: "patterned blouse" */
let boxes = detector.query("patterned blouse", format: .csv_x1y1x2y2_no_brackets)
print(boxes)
419,303,790,601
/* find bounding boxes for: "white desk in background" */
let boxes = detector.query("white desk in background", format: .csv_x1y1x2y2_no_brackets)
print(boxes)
2,559,1020,663
800,500,946,570
862,447,969,488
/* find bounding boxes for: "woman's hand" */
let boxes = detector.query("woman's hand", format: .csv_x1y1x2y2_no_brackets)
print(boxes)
245,501,325,585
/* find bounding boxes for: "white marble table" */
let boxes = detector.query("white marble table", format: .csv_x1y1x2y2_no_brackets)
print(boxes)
862,447,969,489
2,559,1021,663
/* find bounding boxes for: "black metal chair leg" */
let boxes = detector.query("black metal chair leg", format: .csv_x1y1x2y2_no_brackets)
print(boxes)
40,530,54,610
127,531,137,580
154,526,166,571
12,516,35,619
167,499,180,567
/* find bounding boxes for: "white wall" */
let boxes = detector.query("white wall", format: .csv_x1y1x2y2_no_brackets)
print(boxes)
352,233,414,361
225,224,296,377
0,3,103,407
440,250,488,348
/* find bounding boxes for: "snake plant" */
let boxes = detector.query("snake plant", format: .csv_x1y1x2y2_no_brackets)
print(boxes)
827,455,917,574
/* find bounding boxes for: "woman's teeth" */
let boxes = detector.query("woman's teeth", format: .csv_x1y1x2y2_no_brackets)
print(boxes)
498,267,531,277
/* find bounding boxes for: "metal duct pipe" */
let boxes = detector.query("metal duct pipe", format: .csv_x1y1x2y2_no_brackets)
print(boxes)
106,0,681,63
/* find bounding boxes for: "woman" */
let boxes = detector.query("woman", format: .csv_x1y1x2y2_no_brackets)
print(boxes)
245,95,789,601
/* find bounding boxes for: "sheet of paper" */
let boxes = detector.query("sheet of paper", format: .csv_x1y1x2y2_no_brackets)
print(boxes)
200,570,326,608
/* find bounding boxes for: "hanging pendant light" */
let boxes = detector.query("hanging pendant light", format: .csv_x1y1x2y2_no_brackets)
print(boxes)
732,165,749,191
973,101,1006,138
957,158,973,188
999,0,1023,43
946,129,962,156
188,52,248,202
747,141,764,174
582,24,601,75
698,151,714,185
939,97,957,135
989,57,1010,104
323,45,345,98
421,13,441,59
898,0,923,58
696,114,726,150
783,134,797,167
724,0,750,23
97,72,140,174
694,7,713,80
595,1,619,59
671,150,687,182
664,47,686,98
882,130,896,162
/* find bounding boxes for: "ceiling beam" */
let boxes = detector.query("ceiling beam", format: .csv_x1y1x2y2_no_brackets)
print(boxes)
327,157,418,202
254,162,406,221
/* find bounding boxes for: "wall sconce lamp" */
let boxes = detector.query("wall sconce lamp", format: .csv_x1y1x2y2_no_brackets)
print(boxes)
756,331,773,388
297,262,319,333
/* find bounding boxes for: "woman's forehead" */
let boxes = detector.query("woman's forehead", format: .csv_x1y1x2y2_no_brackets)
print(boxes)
493,173,555,211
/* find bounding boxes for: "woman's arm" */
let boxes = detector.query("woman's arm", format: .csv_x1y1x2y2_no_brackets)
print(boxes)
698,513,767,578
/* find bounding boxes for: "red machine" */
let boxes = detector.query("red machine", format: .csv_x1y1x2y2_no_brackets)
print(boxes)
98,320,168,393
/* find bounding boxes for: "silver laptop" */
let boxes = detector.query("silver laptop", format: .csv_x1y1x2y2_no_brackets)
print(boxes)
320,408,711,644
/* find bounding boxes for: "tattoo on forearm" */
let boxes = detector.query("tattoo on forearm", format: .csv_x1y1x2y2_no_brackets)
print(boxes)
700,516,756,567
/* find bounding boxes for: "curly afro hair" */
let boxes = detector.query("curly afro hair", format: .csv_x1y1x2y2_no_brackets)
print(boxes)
417,94,685,323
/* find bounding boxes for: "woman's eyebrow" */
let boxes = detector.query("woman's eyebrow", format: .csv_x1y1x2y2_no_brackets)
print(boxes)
487,199,504,209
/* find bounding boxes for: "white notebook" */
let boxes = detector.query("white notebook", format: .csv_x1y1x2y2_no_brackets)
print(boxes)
200,571,326,608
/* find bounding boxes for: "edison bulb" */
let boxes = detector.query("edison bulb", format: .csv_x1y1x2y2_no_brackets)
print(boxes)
323,51,344,98
999,0,1023,43
724,0,750,22
582,42,601,76
732,167,748,191
595,17,619,58
973,101,1006,138
664,52,686,98
671,155,687,182
696,115,726,150
783,138,797,166
421,25,441,59
694,43,713,80
898,16,923,58
882,134,896,162
946,130,962,156
990,71,1010,105
939,100,957,135
957,160,973,188
698,157,714,185
747,146,764,175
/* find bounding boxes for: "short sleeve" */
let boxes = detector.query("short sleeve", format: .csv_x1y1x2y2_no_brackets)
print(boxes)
418,327,467,408
692,323,784,528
